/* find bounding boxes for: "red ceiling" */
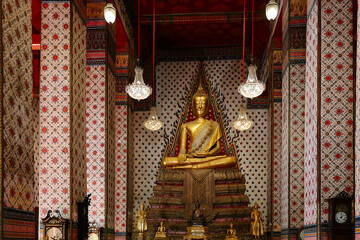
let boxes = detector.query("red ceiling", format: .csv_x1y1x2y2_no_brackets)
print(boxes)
127,0,272,61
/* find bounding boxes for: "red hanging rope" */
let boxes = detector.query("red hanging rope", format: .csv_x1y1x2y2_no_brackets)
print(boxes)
138,0,140,58
252,0,254,57
152,0,155,101
242,0,245,83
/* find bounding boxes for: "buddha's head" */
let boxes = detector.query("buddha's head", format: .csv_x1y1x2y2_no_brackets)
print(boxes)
140,203,145,210
254,202,259,210
192,83,209,118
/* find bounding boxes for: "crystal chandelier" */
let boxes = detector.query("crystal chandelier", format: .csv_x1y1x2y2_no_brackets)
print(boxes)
143,0,163,131
125,61,152,101
144,107,163,131
104,3,116,24
238,63,265,99
233,106,253,131
266,0,279,21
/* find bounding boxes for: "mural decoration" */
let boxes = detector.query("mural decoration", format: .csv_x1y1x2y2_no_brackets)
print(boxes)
2,0,35,212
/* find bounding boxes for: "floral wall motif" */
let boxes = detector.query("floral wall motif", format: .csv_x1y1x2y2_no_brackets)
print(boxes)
273,102,282,234
39,2,87,227
2,0,35,211
40,2,72,219
356,0,360,238
319,0,354,224
132,60,268,230
86,65,107,226
115,105,128,235
71,6,87,223
304,0,354,238
304,0,318,234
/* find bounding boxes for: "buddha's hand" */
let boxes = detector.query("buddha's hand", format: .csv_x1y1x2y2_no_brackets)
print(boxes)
192,153,207,158
178,153,186,164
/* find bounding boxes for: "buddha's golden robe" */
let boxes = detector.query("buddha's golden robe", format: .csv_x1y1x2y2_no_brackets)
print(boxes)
163,119,236,169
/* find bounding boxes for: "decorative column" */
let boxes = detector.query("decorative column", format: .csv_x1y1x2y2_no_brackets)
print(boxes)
354,0,360,239
1,0,38,237
86,2,116,239
305,0,355,239
268,49,283,240
281,0,306,239
114,16,130,240
39,1,87,238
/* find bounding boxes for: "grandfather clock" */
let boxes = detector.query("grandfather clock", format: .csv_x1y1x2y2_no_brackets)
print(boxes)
327,191,354,240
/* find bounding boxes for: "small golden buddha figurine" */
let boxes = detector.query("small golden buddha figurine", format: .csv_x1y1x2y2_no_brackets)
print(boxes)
225,223,239,240
154,221,169,240
250,202,264,240
137,203,148,233
162,83,237,169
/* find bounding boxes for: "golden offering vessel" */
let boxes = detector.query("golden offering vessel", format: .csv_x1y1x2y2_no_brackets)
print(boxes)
162,83,236,169
225,223,239,240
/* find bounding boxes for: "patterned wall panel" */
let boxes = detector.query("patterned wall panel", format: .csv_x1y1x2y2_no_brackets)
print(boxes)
281,68,289,232
289,64,305,229
320,0,354,224
115,105,128,234
2,0,35,211
33,99,40,208
86,65,106,226
304,0,318,231
107,70,116,234
132,60,268,230
356,0,360,238
39,2,71,219
273,102,282,233
40,2,87,226
71,6,87,222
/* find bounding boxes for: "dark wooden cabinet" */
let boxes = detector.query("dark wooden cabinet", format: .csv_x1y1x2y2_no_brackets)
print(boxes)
327,191,354,240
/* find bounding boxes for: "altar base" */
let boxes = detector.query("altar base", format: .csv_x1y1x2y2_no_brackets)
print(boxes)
146,168,252,240
183,226,210,240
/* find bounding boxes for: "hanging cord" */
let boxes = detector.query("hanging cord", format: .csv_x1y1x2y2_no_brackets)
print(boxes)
242,0,246,83
152,0,155,103
138,0,140,59
252,0,254,58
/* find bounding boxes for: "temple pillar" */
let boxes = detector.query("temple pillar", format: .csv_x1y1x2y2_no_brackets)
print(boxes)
304,0,355,239
86,2,116,239
281,0,307,239
267,49,283,240
355,0,360,238
1,0,39,237
39,1,87,239
114,14,131,240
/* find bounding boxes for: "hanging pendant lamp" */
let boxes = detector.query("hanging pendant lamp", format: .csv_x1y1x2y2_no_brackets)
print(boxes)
144,0,163,131
266,0,279,21
238,0,265,99
233,106,253,131
125,0,151,101
104,3,116,24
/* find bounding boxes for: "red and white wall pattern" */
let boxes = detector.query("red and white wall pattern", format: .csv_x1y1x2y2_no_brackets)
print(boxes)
39,1,87,237
304,0,355,239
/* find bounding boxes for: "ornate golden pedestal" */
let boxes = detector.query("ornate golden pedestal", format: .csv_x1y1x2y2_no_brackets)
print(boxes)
183,226,211,240
146,168,252,240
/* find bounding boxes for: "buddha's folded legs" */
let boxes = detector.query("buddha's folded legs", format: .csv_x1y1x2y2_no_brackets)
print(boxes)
168,156,237,169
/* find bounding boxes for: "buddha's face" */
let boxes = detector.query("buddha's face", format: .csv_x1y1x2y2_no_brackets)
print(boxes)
194,96,208,118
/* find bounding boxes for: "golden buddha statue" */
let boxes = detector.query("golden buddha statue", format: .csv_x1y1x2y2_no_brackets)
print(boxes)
225,223,239,240
250,202,264,240
137,203,148,233
162,83,237,169
154,221,169,240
